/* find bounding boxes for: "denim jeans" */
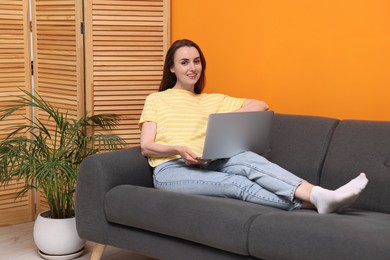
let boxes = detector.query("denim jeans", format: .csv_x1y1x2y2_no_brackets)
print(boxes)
153,151,303,210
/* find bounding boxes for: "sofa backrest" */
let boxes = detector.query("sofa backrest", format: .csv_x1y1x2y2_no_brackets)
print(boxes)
320,120,390,214
266,114,339,185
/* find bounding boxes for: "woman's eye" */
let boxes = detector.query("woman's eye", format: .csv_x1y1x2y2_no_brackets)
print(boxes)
181,61,188,65
194,60,200,64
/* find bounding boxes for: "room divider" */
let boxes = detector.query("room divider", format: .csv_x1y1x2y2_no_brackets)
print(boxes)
0,0,170,226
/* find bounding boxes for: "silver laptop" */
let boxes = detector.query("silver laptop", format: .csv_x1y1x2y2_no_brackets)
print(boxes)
200,111,274,160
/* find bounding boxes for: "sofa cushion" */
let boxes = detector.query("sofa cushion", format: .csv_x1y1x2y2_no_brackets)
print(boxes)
248,209,390,260
104,185,281,255
320,120,390,213
266,114,339,185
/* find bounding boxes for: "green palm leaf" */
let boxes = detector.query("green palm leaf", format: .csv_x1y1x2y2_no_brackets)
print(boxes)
0,89,125,218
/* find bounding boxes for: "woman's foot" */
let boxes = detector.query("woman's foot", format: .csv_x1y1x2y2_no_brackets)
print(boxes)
310,173,368,214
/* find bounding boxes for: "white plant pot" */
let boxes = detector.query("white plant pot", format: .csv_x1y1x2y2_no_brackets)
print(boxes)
33,211,85,259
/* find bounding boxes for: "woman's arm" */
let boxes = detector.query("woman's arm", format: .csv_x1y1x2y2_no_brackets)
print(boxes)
140,121,177,157
140,121,206,165
235,99,269,112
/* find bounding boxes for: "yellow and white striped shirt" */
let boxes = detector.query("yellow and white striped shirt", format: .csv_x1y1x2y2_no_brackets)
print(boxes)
139,88,245,167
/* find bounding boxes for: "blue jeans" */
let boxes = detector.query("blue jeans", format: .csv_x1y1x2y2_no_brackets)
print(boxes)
153,151,303,210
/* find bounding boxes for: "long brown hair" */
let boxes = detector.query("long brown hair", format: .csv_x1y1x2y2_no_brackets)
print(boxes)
159,39,206,94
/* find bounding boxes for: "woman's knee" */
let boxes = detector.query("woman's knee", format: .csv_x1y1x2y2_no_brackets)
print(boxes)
231,151,265,161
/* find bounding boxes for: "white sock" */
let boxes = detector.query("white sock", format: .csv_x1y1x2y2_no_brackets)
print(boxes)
310,173,368,214
336,173,368,194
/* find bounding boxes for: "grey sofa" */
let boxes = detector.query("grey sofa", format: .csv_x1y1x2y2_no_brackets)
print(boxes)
76,114,390,260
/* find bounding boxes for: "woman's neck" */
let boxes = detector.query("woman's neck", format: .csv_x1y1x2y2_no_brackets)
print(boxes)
172,85,195,93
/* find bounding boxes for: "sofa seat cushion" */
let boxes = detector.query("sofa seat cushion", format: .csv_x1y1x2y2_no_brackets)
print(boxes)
105,185,281,255
248,209,390,260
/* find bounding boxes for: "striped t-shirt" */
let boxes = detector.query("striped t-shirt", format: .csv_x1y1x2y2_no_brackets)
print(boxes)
139,88,245,167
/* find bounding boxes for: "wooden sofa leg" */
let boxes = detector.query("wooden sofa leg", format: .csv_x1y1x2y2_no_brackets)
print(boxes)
90,243,107,260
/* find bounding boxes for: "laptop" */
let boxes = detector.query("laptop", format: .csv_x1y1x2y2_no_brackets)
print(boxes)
200,111,274,160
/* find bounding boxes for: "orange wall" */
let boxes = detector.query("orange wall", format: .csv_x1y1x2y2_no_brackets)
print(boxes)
171,0,390,120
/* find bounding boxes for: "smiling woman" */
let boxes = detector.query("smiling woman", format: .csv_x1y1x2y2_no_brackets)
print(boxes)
159,39,207,94
169,46,202,91
138,39,368,215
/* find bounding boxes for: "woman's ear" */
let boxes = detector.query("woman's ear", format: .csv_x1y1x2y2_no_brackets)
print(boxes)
170,66,175,73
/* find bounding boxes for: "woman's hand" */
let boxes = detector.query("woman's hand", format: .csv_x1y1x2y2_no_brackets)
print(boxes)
236,99,269,112
176,146,209,165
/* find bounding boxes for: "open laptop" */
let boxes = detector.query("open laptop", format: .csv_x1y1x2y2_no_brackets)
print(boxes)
200,111,274,160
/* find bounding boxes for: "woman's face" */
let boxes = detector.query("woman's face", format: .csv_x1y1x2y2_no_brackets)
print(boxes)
170,46,202,91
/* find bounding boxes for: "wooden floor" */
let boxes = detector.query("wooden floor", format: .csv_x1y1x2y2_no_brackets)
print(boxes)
0,222,155,260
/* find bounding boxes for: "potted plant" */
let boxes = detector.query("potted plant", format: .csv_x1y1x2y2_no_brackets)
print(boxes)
0,89,125,259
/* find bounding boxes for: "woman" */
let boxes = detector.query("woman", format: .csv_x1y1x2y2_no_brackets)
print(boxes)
139,39,368,213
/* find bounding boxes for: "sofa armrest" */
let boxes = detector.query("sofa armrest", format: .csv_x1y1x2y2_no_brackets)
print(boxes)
75,146,153,242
